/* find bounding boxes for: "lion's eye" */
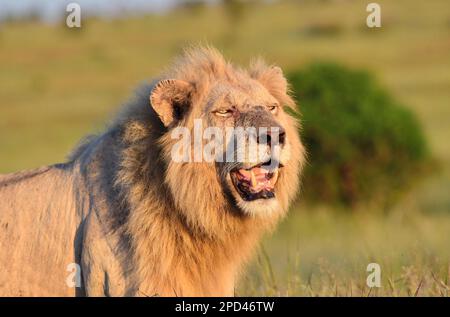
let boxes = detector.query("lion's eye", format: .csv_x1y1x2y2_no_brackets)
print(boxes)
268,105,278,113
214,109,233,117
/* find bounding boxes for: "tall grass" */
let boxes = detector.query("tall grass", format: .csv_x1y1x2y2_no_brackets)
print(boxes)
238,204,450,296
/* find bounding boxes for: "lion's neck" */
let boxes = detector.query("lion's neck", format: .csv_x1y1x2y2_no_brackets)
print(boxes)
126,199,266,296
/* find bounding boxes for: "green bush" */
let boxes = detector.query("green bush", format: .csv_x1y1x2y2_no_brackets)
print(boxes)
288,63,430,208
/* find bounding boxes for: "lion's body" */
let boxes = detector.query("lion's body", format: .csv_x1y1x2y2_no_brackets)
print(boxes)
0,147,129,296
0,47,304,296
0,165,82,296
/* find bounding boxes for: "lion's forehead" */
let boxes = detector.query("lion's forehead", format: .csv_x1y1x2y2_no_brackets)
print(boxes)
202,81,278,113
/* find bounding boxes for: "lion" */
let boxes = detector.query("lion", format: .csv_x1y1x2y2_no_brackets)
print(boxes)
0,46,305,296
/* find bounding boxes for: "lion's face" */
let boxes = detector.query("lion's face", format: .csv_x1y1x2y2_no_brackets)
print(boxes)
150,52,304,222
201,81,298,216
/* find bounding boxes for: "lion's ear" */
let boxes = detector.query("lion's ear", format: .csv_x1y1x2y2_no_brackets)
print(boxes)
250,61,295,108
150,79,193,127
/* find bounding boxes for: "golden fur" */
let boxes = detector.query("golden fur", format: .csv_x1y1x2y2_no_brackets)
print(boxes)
0,46,305,296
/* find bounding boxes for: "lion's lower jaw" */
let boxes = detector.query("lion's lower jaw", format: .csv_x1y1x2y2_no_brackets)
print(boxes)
237,198,281,217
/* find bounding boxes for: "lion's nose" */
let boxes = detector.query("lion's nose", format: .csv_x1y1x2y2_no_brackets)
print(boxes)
258,127,286,146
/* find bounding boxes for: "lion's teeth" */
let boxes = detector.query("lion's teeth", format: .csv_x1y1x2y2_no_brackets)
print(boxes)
271,169,279,185
250,169,258,188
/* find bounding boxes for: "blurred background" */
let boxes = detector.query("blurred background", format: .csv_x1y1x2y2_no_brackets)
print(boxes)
0,0,449,296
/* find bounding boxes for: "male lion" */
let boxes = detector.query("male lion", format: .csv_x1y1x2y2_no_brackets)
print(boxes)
0,47,305,296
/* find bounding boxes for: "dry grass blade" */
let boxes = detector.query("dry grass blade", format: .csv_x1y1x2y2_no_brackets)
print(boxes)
431,272,449,297
388,277,396,297
413,278,424,297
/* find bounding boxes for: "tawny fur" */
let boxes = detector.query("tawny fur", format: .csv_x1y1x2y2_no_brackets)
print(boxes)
0,46,305,296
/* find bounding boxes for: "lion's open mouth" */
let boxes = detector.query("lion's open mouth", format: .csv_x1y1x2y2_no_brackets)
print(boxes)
230,161,280,201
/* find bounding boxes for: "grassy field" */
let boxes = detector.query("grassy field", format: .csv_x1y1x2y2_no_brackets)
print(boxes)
1,0,449,296
239,204,450,296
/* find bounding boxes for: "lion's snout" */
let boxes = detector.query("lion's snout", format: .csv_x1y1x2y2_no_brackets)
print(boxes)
237,107,286,147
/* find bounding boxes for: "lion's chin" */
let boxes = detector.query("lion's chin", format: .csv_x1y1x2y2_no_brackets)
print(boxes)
236,198,281,216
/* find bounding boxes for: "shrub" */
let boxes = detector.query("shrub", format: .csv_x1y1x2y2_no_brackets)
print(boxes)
288,63,430,208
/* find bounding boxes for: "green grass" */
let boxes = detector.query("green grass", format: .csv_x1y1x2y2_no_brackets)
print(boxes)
0,0,449,296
